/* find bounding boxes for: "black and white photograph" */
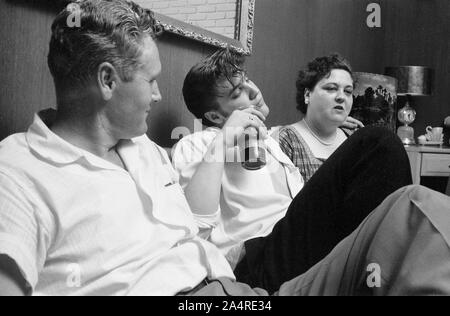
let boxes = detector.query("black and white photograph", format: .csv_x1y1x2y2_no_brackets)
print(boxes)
0,0,449,298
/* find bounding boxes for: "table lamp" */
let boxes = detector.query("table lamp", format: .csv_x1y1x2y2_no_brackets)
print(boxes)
385,66,433,145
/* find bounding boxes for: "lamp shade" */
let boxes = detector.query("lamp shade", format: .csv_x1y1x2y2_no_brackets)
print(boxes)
384,66,433,96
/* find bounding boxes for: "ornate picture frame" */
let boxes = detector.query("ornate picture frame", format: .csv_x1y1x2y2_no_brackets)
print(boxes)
145,0,255,55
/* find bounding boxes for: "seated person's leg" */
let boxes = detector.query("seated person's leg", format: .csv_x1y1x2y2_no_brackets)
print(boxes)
236,127,413,293
277,185,450,296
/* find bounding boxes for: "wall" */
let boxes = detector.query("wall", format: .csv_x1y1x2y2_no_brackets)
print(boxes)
382,0,450,137
0,0,448,148
0,0,57,142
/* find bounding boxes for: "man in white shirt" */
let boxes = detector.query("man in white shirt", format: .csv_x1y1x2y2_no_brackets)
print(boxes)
172,71,304,269
173,48,415,293
2,0,450,296
0,0,237,296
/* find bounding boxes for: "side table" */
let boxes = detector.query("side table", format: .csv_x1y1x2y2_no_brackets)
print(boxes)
405,145,450,195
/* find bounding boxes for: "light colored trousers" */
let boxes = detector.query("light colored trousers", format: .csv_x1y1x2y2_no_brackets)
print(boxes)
277,185,450,295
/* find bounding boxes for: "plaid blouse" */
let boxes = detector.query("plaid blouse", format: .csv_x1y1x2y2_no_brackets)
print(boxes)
278,126,326,183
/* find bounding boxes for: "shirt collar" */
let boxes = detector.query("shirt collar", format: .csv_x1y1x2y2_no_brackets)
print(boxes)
26,109,139,170
26,109,88,165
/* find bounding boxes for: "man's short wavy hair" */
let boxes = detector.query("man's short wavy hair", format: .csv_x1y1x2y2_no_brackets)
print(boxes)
48,0,160,91
296,54,353,114
182,48,245,127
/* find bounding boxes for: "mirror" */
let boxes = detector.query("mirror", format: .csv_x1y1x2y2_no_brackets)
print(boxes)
134,0,255,55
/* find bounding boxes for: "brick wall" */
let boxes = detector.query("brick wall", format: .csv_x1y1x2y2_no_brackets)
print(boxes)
136,0,237,38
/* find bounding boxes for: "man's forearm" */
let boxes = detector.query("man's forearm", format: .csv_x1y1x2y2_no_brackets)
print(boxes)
184,133,227,216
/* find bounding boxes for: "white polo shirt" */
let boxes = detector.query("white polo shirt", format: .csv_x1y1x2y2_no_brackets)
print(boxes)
172,128,304,265
0,109,234,296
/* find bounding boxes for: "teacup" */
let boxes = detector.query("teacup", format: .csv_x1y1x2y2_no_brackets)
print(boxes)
426,126,444,142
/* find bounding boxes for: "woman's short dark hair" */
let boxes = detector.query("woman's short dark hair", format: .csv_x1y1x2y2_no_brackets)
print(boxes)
182,48,245,127
48,0,161,91
296,54,353,114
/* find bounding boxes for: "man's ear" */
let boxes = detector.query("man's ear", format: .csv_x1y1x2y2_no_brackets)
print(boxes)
97,62,119,101
204,111,226,126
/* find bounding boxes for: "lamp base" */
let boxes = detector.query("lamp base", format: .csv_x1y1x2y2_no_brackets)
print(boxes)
397,125,415,145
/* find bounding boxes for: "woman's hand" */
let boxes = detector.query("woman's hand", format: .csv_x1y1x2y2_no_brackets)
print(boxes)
341,116,364,130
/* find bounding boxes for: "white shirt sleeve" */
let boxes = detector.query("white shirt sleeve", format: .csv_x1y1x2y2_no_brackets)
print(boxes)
172,133,210,189
0,171,50,291
171,132,221,231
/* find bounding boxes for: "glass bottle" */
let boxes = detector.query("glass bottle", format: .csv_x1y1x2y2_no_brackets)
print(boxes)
241,127,267,170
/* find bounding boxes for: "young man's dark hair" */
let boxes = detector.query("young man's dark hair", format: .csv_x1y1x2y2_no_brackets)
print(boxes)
182,48,246,127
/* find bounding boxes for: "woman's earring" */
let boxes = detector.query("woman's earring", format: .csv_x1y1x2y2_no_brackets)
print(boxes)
305,99,309,105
